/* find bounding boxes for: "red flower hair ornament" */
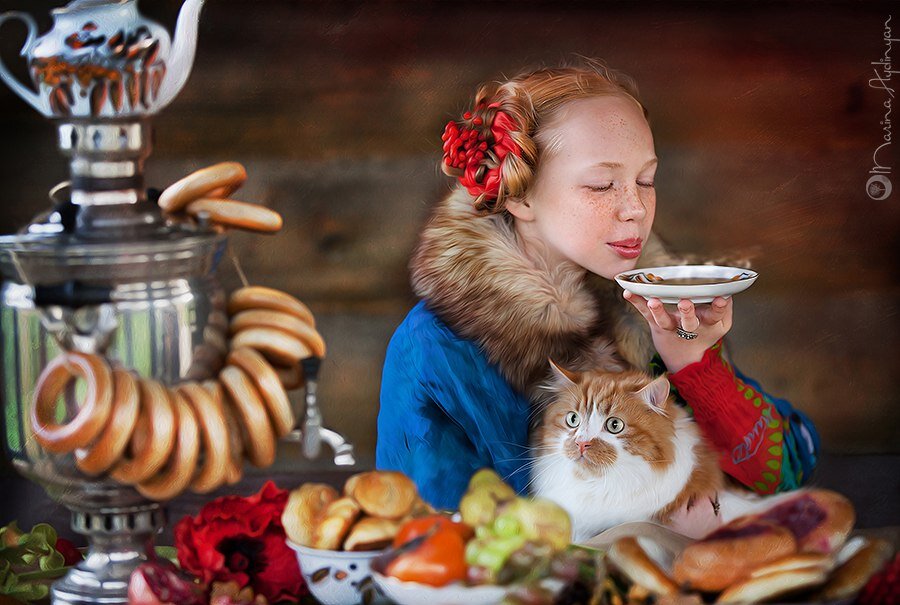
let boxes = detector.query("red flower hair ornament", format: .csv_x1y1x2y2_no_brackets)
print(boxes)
174,481,307,603
441,101,523,205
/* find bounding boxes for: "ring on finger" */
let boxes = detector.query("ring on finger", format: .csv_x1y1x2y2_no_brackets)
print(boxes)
675,326,699,340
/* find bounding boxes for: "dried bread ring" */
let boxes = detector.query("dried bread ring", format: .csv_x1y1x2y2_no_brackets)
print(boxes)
607,537,680,597
228,286,315,327
312,497,361,551
226,347,295,437
203,379,244,485
716,565,829,604
110,378,177,484
136,390,201,501
343,517,402,552
219,365,276,468
74,368,140,475
158,161,247,213
344,471,419,520
185,198,283,234
273,363,304,391
229,310,326,358
281,483,340,547
31,352,114,454
179,382,230,493
231,327,313,367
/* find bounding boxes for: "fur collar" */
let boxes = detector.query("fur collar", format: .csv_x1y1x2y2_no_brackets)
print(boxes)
410,188,683,395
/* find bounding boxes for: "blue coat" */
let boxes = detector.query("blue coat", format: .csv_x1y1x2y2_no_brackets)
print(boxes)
377,301,820,510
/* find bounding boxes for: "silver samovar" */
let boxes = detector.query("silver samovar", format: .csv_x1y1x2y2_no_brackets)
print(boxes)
0,2,355,603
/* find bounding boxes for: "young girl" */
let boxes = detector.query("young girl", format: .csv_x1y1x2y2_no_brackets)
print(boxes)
376,60,819,510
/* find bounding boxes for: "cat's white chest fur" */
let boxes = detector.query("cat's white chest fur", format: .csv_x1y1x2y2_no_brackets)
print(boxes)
531,415,703,542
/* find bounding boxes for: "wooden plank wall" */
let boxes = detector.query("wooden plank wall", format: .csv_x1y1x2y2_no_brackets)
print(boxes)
0,1,897,486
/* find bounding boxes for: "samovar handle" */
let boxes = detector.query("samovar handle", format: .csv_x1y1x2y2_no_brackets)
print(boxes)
0,12,44,115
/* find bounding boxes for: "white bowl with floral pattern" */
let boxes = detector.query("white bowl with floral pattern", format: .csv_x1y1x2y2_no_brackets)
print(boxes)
286,540,389,605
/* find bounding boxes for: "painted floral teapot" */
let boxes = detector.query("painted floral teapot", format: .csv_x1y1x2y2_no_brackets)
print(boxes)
0,0,204,118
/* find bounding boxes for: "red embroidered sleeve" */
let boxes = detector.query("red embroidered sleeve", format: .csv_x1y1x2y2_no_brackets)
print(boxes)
668,341,786,494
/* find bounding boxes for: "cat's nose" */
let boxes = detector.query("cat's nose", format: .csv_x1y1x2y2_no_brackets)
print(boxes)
576,440,592,455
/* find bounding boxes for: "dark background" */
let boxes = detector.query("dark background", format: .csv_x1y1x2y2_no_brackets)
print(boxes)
1,1,897,533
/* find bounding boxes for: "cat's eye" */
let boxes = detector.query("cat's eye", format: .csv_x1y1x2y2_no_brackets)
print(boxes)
565,411,581,428
605,416,625,434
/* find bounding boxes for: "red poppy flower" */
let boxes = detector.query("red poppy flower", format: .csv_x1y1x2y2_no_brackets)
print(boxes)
174,481,307,603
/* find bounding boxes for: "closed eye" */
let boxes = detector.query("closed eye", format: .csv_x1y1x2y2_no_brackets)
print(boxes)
586,184,613,193
637,181,655,188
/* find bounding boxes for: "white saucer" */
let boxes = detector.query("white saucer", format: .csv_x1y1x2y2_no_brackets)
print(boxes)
615,265,758,304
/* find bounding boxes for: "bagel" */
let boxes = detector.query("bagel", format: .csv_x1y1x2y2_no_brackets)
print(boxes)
344,471,419,520
312,497,361,551
30,352,114,454
230,327,312,367
110,378,177,484
343,517,402,552
229,309,326,358
218,365,276,468
227,286,315,327
185,198,283,234
136,390,201,501
203,379,243,485
607,537,679,597
273,363,304,391
179,382,230,493
673,518,797,592
74,368,140,475
817,538,894,601
226,347,295,437
281,483,340,547
716,565,828,603
158,161,247,213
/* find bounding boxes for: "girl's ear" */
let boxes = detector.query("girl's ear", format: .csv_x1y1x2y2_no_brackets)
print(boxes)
506,196,535,222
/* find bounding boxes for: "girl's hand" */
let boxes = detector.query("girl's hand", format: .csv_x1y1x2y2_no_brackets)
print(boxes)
623,290,733,373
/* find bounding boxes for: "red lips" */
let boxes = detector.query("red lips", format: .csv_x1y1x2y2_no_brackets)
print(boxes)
608,237,643,259
608,238,643,247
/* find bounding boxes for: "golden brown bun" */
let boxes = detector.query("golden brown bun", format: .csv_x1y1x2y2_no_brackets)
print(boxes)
344,471,419,520
136,390,201,501
74,368,140,475
608,537,679,597
817,538,894,600
343,517,401,552
716,565,828,603
282,483,340,547
186,198,283,234
673,519,797,592
312,497,361,551
228,286,315,327
159,162,247,213
229,309,326,357
756,489,855,555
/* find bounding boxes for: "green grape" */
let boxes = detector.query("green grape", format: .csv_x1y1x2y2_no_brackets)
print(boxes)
492,514,522,538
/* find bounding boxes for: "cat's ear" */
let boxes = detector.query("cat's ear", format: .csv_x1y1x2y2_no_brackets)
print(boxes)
548,359,580,385
637,375,671,411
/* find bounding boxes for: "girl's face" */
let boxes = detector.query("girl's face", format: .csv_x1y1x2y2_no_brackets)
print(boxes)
510,95,658,280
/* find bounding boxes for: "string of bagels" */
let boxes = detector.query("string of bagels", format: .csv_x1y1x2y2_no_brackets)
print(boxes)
29,162,324,500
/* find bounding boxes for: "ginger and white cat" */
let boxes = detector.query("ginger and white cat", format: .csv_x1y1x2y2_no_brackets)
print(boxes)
530,362,777,542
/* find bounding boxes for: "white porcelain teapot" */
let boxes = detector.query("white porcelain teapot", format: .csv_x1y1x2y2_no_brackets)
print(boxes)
0,0,204,118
